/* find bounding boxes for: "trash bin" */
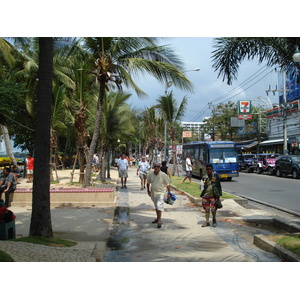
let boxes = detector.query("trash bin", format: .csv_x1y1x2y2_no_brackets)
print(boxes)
0,220,16,240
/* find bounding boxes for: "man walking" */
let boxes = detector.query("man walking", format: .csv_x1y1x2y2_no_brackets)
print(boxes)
182,154,195,183
117,153,129,189
0,167,17,207
147,162,170,228
136,156,150,190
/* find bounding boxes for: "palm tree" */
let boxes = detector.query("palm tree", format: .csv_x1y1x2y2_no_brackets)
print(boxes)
211,37,300,85
81,37,193,187
97,91,133,181
156,91,188,175
29,38,53,238
139,106,164,165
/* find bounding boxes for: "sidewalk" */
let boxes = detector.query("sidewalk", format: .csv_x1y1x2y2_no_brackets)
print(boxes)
105,167,281,262
0,166,283,261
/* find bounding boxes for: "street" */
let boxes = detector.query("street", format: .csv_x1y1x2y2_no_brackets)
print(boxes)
218,172,300,216
171,162,300,216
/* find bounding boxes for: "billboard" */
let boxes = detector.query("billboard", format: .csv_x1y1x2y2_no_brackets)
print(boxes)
278,68,300,104
182,131,192,138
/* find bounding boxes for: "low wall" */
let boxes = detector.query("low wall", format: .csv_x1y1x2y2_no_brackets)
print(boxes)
10,188,116,207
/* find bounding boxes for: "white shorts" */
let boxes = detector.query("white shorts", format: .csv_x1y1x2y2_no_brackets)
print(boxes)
151,195,164,211
118,170,128,178
27,169,34,175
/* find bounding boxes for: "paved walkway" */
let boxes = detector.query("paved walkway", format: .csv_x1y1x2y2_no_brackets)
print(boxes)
0,166,281,262
105,167,280,262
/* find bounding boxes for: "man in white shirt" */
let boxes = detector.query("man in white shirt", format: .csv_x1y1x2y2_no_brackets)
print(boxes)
136,156,150,190
117,153,129,189
147,162,170,228
182,154,195,183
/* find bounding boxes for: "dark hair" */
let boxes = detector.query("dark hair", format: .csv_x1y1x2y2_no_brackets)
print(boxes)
206,164,213,169
162,161,167,166
4,167,11,173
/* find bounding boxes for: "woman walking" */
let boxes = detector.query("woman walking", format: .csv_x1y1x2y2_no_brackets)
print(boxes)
200,164,222,227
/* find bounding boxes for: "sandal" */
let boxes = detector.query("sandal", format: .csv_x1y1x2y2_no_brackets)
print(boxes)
157,223,162,228
202,222,210,227
152,219,158,223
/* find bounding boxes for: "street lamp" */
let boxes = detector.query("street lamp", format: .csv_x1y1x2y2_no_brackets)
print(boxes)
163,67,201,159
292,46,300,63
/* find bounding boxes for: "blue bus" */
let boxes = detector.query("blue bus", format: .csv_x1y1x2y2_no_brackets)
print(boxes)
182,141,239,180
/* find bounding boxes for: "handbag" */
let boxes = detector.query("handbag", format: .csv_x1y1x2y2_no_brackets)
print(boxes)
215,198,223,209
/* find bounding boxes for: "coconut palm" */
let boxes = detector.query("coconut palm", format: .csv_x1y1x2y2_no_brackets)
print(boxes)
97,91,134,181
81,37,193,187
139,106,164,165
156,91,188,175
29,37,53,238
211,37,300,85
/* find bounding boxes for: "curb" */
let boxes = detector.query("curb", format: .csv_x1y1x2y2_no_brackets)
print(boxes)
254,234,300,262
172,184,300,262
170,184,202,205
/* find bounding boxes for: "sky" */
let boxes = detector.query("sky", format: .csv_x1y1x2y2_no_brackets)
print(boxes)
126,37,281,122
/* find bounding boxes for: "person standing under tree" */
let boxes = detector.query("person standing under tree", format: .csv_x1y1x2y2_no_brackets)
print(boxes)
182,154,195,183
147,162,171,228
117,153,129,189
200,164,222,227
136,156,150,190
26,154,34,183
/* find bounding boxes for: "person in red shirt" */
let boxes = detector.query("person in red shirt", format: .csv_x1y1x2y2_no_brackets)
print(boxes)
26,154,34,183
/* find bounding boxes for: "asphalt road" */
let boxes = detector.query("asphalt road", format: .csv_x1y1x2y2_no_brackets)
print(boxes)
220,171,300,216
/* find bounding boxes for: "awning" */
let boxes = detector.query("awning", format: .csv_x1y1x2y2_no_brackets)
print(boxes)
244,140,259,148
259,139,283,145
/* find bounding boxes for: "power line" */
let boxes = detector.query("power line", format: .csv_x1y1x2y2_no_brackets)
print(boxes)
191,65,276,122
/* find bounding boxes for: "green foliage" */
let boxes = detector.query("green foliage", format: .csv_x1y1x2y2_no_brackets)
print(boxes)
274,234,300,255
212,37,300,85
171,176,237,199
0,249,15,262
13,236,77,247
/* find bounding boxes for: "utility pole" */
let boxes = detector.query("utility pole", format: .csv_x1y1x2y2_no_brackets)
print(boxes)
266,70,291,154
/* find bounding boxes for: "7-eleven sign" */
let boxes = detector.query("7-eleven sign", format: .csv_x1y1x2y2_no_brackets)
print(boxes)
238,100,252,114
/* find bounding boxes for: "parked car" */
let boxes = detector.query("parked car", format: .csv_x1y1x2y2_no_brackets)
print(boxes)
275,155,300,178
256,153,280,175
240,153,258,173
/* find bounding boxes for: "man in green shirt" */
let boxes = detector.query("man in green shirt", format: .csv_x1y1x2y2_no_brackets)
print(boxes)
147,162,170,228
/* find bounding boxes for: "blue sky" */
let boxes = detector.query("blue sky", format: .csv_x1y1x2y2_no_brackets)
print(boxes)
127,37,281,122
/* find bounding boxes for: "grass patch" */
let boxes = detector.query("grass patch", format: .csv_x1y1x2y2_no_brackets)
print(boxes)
12,236,77,247
269,234,300,256
171,176,238,199
0,249,14,262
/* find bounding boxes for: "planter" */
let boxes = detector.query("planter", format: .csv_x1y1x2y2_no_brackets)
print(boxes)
0,220,16,240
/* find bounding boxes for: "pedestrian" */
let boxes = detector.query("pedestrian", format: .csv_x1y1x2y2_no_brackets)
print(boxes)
160,160,171,178
182,154,195,183
0,167,17,207
136,156,150,190
147,162,171,228
200,163,222,227
117,153,129,189
26,154,34,183
92,153,99,173
12,165,21,184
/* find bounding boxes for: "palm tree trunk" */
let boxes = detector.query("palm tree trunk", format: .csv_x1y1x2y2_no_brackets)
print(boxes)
0,125,17,168
29,37,53,238
83,81,105,187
